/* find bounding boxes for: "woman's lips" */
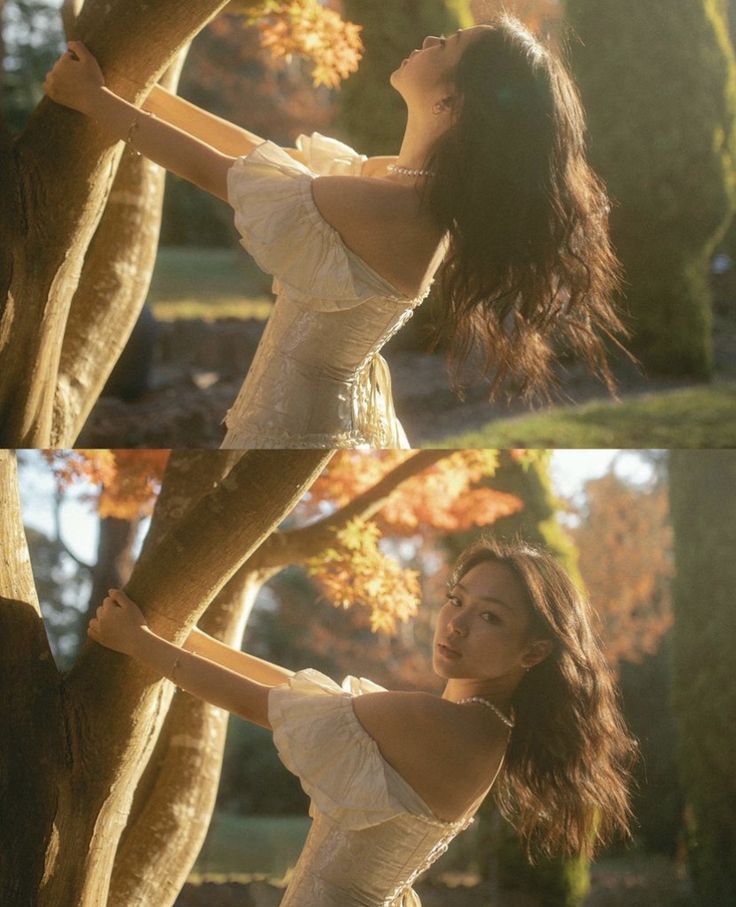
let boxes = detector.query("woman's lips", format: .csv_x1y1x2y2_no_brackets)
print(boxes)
437,643,462,659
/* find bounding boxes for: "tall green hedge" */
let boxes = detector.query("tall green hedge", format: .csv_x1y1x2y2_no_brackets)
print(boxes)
565,0,736,377
335,0,473,155
447,452,589,907
668,451,736,905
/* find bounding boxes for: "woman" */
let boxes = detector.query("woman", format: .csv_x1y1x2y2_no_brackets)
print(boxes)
45,16,625,449
89,538,637,906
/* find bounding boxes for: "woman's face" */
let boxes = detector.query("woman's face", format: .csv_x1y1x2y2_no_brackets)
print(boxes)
390,25,491,106
432,559,547,681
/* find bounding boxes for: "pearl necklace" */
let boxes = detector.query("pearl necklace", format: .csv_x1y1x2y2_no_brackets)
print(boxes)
387,163,436,178
457,696,515,729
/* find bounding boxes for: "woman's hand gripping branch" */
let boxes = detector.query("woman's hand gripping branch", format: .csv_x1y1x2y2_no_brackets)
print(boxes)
43,41,234,201
43,41,106,115
87,588,150,656
87,587,273,728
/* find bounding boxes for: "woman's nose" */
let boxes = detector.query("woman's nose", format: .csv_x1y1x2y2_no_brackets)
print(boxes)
448,619,468,637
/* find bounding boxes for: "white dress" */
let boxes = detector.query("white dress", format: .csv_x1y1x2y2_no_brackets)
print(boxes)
221,132,440,450
268,668,501,907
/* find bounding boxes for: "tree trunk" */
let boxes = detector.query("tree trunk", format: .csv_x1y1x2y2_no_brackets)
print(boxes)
0,451,64,907
0,0,230,446
668,450,736,905
106,449,449,904
111,567,273,906
53,46,190,445
0,448,331,906
87,517,141,617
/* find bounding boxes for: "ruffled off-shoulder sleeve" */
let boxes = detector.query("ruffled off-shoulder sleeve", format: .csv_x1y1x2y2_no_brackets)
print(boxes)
227,138,401,311
295,131,368,176
268,668,424,830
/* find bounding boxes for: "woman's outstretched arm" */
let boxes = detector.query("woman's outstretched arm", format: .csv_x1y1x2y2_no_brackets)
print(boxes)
138,627,273,728
182,626,295,686
142,84,308,163
87,588,275,728
44,42,236,202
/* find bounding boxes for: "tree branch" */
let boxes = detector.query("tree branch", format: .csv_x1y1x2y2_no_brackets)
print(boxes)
1,0,232,445
139,450,243,559
0,450,43,614
249,450,452,569
52,44,191,445
61,0,84,40
47,449,330,905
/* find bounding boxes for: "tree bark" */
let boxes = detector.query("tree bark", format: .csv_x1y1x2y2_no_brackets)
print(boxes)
111,567,272,907
103,450,451,903
1,448,331,906
250,449,450,568
0,0,230,446
53,46,191,445
0,451,64,907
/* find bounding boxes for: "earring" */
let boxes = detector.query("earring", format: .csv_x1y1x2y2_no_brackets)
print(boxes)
432,101,444,115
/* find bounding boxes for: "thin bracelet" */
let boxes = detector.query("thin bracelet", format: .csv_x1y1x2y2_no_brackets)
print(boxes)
125,109,154,157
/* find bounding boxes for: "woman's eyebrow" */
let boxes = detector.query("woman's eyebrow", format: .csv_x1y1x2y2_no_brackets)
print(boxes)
454,581,513,611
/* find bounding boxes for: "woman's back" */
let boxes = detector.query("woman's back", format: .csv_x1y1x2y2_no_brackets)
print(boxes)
269,669,506,907
220,133,447,450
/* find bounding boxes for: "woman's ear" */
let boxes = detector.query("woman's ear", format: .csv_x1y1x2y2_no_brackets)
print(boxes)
432,94,456,116
521,638,553,670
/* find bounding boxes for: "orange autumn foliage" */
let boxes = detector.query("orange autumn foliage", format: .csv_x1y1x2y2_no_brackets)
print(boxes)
306,518,421,634
43,450,169,520
304,450,524,633
306,450,523,533
228,0,364,87
572,468,674,668
44,450,523,635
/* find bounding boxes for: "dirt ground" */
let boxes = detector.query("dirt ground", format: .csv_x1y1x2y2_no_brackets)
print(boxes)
77,315,730,449
173,855,695,907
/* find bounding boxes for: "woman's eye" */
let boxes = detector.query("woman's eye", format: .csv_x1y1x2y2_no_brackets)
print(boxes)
446,594,461,607
481,612,500,624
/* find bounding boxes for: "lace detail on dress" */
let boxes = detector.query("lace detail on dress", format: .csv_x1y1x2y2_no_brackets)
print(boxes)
383,816,476,907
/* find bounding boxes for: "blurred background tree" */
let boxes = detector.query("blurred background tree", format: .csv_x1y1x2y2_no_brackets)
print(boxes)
669,450,736,905
565,0,736,378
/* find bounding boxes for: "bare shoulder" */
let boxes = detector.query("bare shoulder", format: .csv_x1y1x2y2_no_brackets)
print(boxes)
353,690,507,754
311,175,422,224
310,176,444,297
352,691,508,821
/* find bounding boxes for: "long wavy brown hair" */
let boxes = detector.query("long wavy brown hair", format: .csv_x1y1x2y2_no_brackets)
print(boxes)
450,537,638,860
423,15,628,400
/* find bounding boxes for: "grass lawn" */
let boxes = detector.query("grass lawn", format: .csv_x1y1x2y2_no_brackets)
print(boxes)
148,246,273,322
189,813,309,884
435,383,736,448
188,810,482,885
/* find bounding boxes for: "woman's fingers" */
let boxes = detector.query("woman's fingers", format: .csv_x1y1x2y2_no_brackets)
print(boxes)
67,40,87,58
108,588,130,606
